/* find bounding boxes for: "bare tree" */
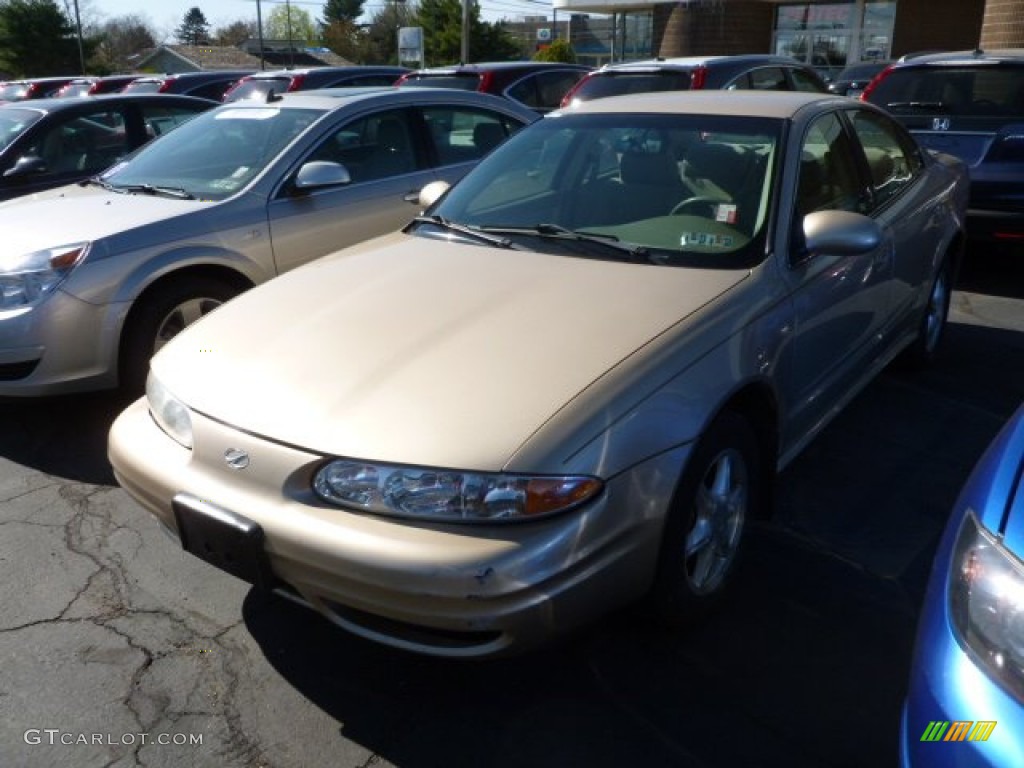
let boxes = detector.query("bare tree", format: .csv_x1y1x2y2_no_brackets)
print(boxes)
215,19,258,47
91,14,157,73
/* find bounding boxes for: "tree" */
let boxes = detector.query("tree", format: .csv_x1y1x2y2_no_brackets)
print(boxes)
215,19,256,47
0,0,83,76
265,5,317,45
362,2,416,65
414,0,518,64
533,38,575,63
323,20,371,64
323,0,364,25
175,7,210,46
90,14,157,73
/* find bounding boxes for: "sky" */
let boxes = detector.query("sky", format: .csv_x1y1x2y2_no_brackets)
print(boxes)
84,0,554,40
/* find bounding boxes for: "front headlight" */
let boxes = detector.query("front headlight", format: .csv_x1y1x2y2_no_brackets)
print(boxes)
313,459,603,523
950,510,1024,702
146,373,193,449
0,242,89,310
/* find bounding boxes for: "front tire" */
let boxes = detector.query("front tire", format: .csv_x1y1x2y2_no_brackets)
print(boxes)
649,411,761,624
120,276,240,394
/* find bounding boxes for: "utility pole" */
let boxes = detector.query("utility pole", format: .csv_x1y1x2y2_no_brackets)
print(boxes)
256,0,265,69
71,0,85,74
461,0,470,64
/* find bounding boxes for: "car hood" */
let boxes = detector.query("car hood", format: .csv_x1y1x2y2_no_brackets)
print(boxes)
0,185,207,254
153,235,747,470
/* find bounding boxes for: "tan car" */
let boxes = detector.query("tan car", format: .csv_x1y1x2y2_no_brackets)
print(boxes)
109,91,968,658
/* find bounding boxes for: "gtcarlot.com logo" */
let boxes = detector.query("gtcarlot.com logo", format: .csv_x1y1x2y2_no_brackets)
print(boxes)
920,721,997,742
24,729,203,746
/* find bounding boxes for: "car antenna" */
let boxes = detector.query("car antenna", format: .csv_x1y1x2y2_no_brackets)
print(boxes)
266,88,282,103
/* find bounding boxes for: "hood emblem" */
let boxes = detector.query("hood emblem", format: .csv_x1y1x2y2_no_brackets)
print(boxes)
224,448,250,470
932,117,951,131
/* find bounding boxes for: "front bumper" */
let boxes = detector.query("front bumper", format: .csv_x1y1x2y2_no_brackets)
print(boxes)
899,543,1024,767
0,290,123,396
109,397,688,658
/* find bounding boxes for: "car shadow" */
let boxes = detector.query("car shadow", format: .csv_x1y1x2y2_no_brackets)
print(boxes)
0,390,135,485
239,321,1023,768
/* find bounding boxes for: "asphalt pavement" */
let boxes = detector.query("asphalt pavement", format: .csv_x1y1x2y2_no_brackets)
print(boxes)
0,250,1021,768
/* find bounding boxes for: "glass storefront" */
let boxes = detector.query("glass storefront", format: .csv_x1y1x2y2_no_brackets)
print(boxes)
773,1,897,81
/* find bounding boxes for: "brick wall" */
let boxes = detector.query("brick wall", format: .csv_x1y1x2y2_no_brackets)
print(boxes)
980,0,1024,48
653,1,774,58
891,0,985,56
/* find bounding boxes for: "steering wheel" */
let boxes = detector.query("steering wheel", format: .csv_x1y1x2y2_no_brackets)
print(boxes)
670,196,724,216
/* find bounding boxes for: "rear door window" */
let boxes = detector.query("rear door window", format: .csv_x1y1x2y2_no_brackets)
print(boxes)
847,109,921,210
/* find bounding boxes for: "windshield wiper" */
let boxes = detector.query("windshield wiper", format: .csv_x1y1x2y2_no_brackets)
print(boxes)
113,183,196,200
884,101,950,111
479,223,652,262
411,215,515,249
80,177,121,192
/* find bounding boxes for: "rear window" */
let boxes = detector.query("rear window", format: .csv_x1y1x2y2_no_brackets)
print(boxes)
122,80,163,93
574,71,692,101
0,83,29,101
400,74,482,91
0,108,41,150
867,64,1024,117
225,77,292,101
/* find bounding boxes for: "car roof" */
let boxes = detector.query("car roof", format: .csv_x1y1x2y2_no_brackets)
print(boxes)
560,89,846,118
0,92,218,114
596,54,806,72
891,48,1024,67
217,85,538,115
246,66,407,78
409,61,590,74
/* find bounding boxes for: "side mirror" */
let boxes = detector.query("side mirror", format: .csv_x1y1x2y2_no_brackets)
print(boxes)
418,180,450,208
803,210,882,256
3,155,46,178
293,161,350,192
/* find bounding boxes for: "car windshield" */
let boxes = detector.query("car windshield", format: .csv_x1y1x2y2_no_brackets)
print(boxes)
420,112,780,267
0,108,41,150
101,106,324,201
576,71,693,100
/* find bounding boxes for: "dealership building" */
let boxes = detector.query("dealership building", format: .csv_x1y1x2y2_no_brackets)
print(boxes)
549,0,1024,75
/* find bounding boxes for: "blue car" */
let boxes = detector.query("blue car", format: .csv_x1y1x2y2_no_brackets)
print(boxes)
901,403,1024,766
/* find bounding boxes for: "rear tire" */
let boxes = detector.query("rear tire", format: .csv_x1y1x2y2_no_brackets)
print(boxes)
649,411,762,625
120,277,239,394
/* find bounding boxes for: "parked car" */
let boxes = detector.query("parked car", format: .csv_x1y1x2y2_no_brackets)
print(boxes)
0,93,215,201
122,71,255,101
108,91,968,659
900,403,1024,767
827,60,892,97
55,75,143,98
222,66,409,102
396,61,592,113
0,87,536,395
862,49,1024,247
0,76,78,103
560,55,828,108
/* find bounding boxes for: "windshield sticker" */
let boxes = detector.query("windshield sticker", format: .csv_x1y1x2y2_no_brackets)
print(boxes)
215,109,280,120
715,204,738,224
681,232,735,248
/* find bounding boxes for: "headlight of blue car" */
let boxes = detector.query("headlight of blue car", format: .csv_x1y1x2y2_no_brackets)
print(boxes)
950,510,1024,702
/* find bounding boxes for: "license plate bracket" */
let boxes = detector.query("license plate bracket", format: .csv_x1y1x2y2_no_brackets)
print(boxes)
172,493,275,590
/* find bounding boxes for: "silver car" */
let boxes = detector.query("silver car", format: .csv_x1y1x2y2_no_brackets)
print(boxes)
109,91,968,658
0,87,536,394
